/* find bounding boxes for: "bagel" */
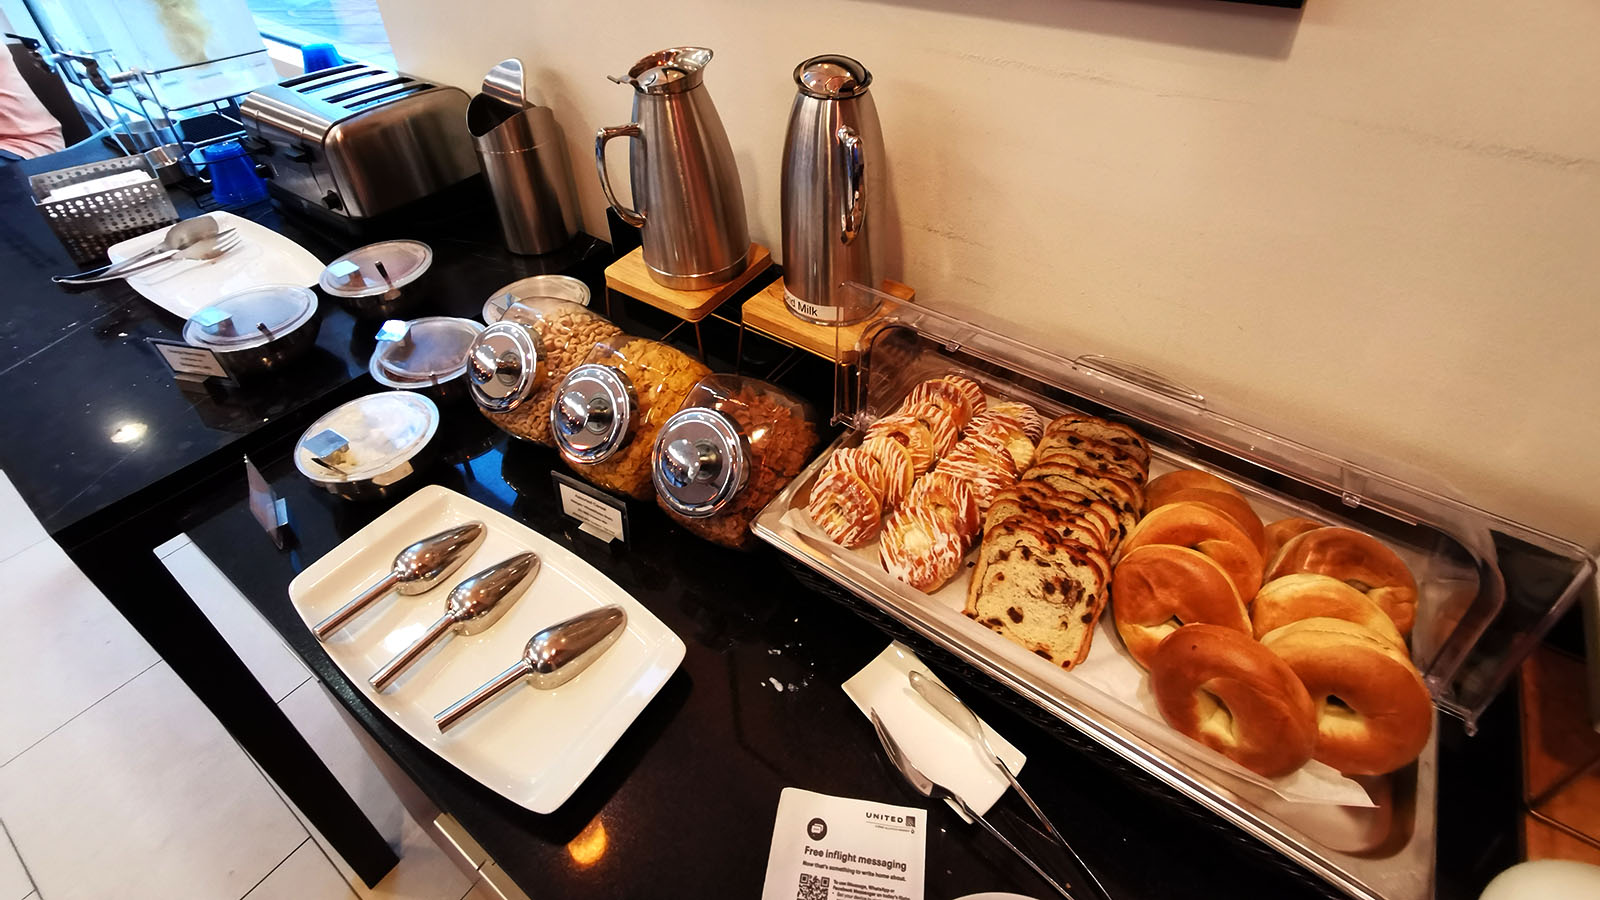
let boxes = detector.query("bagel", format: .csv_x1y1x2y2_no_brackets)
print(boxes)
1112,545,1250,669
1149,624,1318,777
1117,501,1264,600
1263,517,1323,562
1252,574,1405,648
1155,487,1265,554
1260,618,1432,775
1146,470,1242,509
1265,527,1418,636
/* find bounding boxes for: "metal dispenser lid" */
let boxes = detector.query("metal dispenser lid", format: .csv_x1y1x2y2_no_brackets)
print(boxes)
467,321,541,412
550,364,636,463
320,240,433,298
652,408,749,517
614,47,713,94
370,316,483,387
794,55,872,99
184,284,317,350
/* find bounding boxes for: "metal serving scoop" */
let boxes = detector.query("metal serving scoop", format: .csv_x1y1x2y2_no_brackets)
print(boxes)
369,551,541,691
434,605,627,732
314,522,487,640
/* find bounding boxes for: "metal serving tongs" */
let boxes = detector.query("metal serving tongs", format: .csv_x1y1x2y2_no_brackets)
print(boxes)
869,709,1076,900
909,672,1109,900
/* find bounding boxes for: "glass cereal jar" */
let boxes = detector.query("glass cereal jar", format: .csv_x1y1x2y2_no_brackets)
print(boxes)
466,298,621,446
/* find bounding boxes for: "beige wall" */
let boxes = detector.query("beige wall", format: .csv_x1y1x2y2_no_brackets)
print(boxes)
378,0,1600,550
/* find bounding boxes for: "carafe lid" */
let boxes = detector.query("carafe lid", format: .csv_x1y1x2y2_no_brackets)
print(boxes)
616,47,713,94
551,363,636,463
652,408,749,517
795,55,871,99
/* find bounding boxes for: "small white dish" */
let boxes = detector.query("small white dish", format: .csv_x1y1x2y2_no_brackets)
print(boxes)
842,641,1025,817
108,211,324,319
288,485,686,814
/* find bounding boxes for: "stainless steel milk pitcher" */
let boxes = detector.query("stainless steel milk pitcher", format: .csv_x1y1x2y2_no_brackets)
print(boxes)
595,47,750,290
779,55,886,324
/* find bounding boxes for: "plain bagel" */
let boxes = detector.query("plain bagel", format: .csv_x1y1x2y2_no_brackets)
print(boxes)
1149,624,1318,777
1252,574,1406,648
1118,501,1265,600
1146,470,1242,509
1263,517,1323,563
1113,545,1250,669
1154,487,1265,553
1265,527,1419,636
1260,617,1432,775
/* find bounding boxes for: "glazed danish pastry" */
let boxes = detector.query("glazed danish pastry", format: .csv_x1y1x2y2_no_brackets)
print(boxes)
860,435,915,509
806,468,882,548
865,415,936,475
880,501,968,592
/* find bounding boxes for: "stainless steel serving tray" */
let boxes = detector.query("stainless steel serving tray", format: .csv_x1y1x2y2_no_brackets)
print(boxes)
752,298,1594,900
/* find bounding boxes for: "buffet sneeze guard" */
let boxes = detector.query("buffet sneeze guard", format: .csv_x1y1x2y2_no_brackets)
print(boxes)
754,296,1594,900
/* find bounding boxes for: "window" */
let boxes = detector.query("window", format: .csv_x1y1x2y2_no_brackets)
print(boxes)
243,0,395,70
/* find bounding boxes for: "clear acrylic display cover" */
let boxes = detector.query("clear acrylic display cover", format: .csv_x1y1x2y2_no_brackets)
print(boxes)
752,297,1594,900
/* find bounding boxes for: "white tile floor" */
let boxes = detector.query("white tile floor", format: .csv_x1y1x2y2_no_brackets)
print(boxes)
0,473,493,900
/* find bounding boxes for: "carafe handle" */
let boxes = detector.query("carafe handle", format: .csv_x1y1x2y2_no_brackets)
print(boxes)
595,123,646,228
837,125,866,245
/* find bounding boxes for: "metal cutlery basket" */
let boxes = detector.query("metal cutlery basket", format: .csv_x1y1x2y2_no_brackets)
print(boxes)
29,155,180,265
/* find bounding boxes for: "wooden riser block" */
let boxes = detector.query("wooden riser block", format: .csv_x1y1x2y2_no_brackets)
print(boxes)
741,277,915,362
604,242,772,323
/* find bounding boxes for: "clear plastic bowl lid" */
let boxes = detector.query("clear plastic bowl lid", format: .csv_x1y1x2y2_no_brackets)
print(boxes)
294,391,439,483
370,317,484,385
482,275,591,324
184,284,318,350
320,240,433,298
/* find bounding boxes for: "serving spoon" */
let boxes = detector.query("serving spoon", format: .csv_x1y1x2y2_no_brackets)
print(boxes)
53,215,219,282
370,552,541,691
434,605,627,732
313,522,487,639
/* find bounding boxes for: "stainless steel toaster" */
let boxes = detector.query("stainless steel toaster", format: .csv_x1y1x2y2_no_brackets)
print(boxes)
240,63,479,222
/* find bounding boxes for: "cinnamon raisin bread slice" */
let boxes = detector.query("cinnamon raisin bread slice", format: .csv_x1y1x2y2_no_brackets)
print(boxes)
965,537,1108,668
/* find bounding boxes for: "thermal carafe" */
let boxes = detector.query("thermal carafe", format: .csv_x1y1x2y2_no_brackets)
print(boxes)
595,47,750,290
780,55,886,324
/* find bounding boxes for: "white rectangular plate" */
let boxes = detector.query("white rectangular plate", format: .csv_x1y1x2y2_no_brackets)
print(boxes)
288,485,686,814
108,211,325,319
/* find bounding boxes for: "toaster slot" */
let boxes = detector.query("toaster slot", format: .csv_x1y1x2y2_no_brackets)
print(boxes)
324,76,414,105
281,63,370,90
343,84,435,112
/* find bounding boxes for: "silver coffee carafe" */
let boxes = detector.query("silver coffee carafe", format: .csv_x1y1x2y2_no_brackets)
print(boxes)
596,47,750,290
780,55,886,325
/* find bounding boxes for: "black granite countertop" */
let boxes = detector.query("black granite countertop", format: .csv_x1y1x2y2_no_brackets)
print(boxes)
0,138,605,547
175,423,1522,900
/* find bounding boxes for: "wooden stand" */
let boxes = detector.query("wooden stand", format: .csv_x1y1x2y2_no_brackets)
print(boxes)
740,277,914,362
1521,646,1600,864
604,243,773,323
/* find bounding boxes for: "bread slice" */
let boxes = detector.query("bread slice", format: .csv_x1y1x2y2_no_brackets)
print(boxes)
965,537,1108,668
1035,434,1147,482
994,482,1121,546
1024,464,1143,536
1043,415,1151,467
986,504,1109,557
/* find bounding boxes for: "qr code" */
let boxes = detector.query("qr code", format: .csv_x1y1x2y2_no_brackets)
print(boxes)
796,873,830,900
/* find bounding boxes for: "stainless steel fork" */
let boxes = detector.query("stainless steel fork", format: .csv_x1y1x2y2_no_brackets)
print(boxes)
57,230,241,285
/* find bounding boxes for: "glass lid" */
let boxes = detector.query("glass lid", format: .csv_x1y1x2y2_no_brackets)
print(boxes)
370,317,484,384
184,284,317,349
294,391,439,483
320,240,433,298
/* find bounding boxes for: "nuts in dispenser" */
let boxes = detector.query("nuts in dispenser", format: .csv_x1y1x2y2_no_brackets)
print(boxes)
552,337,711,500
467,298,621,446
652,375,820,550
